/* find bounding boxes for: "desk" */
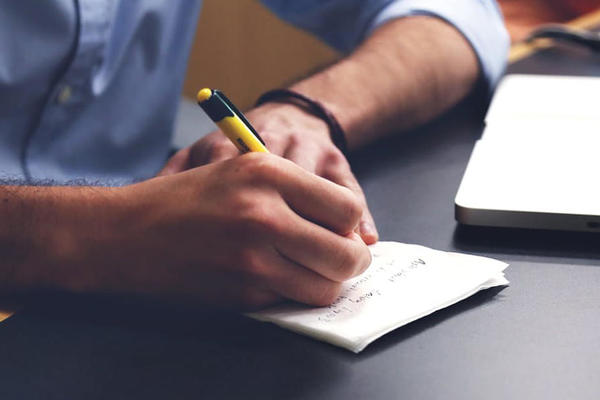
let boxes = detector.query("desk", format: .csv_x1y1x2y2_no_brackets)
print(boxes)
2,32,600,400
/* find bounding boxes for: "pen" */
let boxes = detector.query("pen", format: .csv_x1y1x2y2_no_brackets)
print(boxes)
196,88,269,153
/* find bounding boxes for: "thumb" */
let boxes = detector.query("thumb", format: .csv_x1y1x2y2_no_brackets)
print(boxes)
156,147,191,177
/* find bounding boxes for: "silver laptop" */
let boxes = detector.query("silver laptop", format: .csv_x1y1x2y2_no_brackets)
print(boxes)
455,74,600,232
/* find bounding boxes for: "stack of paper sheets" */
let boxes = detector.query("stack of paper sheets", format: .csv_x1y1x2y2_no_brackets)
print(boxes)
249,241,508,353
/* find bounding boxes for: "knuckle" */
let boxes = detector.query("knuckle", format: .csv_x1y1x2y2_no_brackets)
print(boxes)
264,130,286,147
313,282,342,306
233,195,283,237
325,148,347,166
328,243,356,282
209,140,235,159
322,174,364,225
357,245,372,275
237,153,281,181
333,242,371,281
286,132,300,147
346,193,364,221
189,145,207,166
336,251,357,281
238,210,270,237
238,249,267,280
337,190,363,229
228,189,258,213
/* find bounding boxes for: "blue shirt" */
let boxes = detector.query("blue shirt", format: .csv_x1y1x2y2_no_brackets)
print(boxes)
0,0,508,184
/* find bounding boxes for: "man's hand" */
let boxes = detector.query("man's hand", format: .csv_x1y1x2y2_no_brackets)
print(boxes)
159,102,378,245
158,15,484,249
57,153,371,310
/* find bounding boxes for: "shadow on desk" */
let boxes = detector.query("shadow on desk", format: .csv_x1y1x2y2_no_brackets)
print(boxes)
5,280,506,360
0,294,357,399
348,92,487,180
360,285,507,359
453,225,600,262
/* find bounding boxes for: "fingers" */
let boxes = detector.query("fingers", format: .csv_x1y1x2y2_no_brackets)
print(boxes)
157,147,191,176
156,130,240,177
261,129,288,157
321,154,379,245
254,246,346,306
269,157,363,236
191,134,239,165
274,214,371,283
283,140,319,174
203,139,239,164
275,134,379,245
284,143,378,244
186,271,282,310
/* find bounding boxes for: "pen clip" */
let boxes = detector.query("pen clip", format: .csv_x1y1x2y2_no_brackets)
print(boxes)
213,90,266,146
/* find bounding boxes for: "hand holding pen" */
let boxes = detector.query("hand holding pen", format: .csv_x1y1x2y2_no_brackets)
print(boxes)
159,88,378,245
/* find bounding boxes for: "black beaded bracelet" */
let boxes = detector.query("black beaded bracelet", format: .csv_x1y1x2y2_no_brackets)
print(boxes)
255,89,348,155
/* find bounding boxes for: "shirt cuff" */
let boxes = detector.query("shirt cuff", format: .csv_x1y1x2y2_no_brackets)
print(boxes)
366,0,510,92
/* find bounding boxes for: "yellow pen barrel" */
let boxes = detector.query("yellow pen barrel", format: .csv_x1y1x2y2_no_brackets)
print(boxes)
216,116,269,153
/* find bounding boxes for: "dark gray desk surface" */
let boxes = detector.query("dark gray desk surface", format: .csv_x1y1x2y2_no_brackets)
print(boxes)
2,44,600,400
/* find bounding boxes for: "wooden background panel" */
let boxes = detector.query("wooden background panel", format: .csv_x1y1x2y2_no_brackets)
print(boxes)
183,0,340,110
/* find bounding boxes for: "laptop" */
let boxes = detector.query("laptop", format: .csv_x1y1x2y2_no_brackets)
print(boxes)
455,74,600,232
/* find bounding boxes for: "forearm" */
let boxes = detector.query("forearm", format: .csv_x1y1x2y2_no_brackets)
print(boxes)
290,16,479,149
0,185,121,293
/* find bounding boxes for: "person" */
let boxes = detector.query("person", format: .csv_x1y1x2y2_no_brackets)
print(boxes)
0,1,508,309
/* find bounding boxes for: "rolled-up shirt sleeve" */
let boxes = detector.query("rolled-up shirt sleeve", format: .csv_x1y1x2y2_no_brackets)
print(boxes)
261,0,509,91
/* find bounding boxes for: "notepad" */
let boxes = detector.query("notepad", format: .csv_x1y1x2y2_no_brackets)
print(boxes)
248,241,508,353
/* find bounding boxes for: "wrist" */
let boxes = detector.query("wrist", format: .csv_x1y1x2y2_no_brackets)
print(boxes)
250,101,331,142
255,89,348,154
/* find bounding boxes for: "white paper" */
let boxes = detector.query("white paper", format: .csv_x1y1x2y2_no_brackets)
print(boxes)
248,242,508,353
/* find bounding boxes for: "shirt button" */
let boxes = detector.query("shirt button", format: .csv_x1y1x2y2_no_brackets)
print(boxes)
57,85,72,104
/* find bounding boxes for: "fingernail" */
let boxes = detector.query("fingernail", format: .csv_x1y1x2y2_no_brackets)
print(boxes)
360,221,378,243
